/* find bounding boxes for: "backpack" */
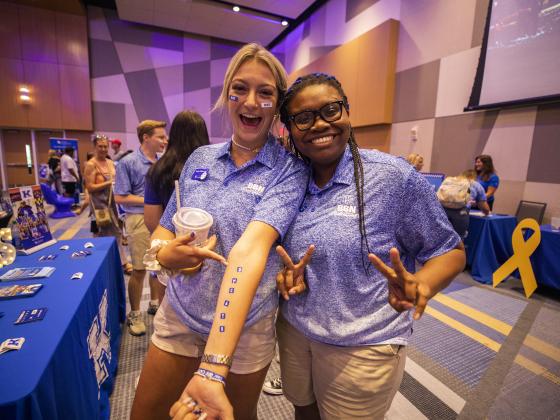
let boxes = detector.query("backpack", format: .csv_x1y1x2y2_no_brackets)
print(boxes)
437,176,471,209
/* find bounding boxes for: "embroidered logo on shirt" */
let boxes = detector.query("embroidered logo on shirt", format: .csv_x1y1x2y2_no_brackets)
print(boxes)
192,169,209,181
332,204,358,218
243,182,265,196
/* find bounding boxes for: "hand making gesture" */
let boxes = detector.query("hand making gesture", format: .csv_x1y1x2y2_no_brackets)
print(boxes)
275,245,315,300
368,247,432,320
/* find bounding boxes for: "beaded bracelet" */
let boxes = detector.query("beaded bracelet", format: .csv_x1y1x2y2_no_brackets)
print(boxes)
201,353,233,368
194,368,226,386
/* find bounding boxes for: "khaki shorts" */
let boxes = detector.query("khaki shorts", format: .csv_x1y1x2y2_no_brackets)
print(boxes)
124,213,150,270
277,314,406,420
152,296,276,375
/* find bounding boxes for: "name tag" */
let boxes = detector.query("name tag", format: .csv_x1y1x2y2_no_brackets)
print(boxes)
192,169,209,181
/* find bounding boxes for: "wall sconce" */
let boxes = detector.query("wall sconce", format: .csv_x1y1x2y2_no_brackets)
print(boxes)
19,85,32,104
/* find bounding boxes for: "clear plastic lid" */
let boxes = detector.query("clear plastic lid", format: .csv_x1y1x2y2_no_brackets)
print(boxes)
176,207,212,228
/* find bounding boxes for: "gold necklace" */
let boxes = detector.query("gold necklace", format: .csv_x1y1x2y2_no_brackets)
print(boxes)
231,136,262,153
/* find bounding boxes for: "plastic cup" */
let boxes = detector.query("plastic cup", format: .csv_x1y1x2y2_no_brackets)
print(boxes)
172,207,213,246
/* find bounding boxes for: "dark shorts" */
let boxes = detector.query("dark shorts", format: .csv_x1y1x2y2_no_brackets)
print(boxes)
444,207,469,239
62,182,76,195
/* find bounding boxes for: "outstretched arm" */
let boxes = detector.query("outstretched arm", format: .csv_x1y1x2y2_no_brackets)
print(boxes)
171,221,279,420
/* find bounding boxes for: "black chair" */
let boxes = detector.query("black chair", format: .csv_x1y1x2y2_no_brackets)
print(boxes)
515,200,547,225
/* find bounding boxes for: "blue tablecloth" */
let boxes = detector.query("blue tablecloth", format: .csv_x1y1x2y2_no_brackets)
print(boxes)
522,224,560,290
0,238,125,419
465,214,517,284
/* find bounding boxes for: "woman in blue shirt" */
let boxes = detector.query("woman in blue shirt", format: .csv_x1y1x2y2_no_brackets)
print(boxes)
475,154,499,210
272,73,466,420
132,44,307,420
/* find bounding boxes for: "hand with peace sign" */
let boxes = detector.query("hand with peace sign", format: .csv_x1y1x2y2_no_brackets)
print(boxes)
275,245,315,300
368,247,432,320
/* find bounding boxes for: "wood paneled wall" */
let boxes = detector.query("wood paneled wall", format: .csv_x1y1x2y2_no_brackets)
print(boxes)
0,2,92,130
288,19,399,146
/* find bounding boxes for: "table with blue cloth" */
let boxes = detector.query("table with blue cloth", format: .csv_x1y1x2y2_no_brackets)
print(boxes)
465,213,518,284
0,237,125,420
521,224,560,291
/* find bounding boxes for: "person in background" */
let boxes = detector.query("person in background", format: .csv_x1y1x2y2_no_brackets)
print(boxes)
474,154,499,210
269,73,464,420
144,111,210,234
85,135,132,275
75,152,93,217
110,138,128,162
60,147,79,201
406,153,424,171
47,149,62,194
144,110,210,298
463,169,491,216
115,120,168,336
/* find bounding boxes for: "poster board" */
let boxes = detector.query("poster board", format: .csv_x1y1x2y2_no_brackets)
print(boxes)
8,185,56,255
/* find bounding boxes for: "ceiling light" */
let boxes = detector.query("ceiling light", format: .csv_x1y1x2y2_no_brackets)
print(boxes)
281,20,288,26
20,94,31,103
19,86,30,94
232,5,240,12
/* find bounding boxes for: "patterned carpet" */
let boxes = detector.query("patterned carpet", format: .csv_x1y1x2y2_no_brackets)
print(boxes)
52,211,560,419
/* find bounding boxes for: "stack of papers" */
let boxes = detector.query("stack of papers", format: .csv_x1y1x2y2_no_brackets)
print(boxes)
0,267,55,281
0,284,43,299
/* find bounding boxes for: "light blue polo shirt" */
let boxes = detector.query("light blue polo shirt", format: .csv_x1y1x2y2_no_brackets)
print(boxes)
160,135,308,334
114,148,154,214
468,180,487,209
281,146,460,347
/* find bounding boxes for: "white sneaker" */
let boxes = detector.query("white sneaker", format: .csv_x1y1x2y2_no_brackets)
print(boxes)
127,312,146,336
262,377,283,395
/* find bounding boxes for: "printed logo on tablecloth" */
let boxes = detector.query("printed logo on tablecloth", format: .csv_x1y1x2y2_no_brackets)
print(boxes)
87,289,111,399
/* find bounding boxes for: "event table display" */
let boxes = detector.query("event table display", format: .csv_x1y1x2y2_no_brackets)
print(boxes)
465,213,517,284
0,237,125,420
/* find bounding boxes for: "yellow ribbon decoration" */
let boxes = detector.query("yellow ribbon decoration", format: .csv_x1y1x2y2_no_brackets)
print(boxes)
493,218,541,298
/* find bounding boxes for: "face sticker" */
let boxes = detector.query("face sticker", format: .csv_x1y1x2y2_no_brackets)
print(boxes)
229,95,239,102
224,300,230,307
260,101,273,108
232,278,237,283
229,288,235,293
219,326,225,332
220,313,226,319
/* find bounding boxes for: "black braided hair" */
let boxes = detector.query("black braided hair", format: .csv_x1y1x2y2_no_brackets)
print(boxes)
280,73,372,273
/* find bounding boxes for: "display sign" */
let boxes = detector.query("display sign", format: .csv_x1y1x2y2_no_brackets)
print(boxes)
8,185,57,255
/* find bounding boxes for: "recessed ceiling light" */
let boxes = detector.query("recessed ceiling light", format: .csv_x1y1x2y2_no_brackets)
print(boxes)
281,20,288,26
232,5,240,12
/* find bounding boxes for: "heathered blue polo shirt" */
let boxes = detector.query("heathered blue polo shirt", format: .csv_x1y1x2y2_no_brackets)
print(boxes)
160,135,307,334
280,146,460,346
114,148,153,214
468,181,487,209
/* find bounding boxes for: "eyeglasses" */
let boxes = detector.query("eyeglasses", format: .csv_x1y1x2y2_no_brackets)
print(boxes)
288,100,345,131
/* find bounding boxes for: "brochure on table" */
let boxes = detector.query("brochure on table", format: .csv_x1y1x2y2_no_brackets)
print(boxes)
8,185,57,255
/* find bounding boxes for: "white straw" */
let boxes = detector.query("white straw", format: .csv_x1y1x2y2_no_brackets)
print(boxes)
175,180,181,209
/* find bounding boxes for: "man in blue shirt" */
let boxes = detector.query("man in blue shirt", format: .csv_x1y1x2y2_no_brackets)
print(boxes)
115,120,168,336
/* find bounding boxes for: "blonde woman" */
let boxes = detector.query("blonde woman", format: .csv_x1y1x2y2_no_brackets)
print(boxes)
132,44,307,420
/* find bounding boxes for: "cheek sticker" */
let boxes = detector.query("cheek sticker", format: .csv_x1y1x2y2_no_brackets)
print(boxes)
229,95,239,102
260,101,273,108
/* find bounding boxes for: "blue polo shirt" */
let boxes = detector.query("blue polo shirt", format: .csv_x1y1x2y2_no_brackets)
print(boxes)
160,136,307,334
468,181,487,208
281,146,460,346
114,148,154,214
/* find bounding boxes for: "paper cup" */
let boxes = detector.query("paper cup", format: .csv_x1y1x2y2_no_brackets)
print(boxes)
172,207,213,246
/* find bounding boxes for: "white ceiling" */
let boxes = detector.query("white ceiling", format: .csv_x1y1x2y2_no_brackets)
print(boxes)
115,0,315,45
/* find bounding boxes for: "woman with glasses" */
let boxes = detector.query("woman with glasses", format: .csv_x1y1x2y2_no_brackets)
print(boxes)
272,73,465,420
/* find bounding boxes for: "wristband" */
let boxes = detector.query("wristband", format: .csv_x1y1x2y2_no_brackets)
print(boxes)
194,368,226,386
201,353,233,368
